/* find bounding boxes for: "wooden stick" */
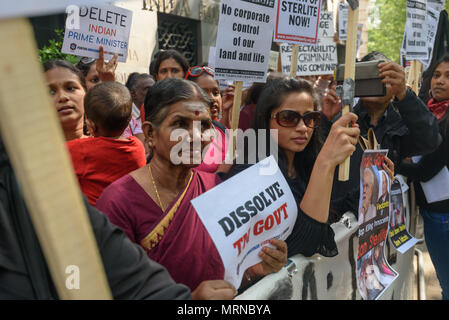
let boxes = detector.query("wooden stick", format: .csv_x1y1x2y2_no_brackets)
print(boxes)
0,18,112,300
407,60,422,95
338,4,359,182
228,81,243,161
289,44,299,78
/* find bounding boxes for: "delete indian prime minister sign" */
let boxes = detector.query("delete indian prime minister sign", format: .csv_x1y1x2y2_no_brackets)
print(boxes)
191,156,297,288
62,4,132,62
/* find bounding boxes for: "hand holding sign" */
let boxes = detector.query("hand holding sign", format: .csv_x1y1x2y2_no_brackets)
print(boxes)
248,238,288,281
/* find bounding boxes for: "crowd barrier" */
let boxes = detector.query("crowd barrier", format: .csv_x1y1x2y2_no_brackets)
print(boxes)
236,176,423,300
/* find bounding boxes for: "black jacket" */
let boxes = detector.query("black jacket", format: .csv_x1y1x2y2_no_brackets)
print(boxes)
324,89,442,217
400,111,449,213
0,140,191,299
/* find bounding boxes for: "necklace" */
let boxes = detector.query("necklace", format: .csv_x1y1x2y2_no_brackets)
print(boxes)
148,164,165,212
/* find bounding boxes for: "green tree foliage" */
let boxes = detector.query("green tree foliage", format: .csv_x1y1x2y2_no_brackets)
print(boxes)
368,0,448,63
38,29,79,65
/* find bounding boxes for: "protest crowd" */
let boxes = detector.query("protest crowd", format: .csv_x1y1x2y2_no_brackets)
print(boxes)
1,0,449,302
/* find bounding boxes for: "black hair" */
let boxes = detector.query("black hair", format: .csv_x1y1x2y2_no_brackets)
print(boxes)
75,58,95,77
151,49,190,79
431,54,449,136
144,78,211,128
244,72,287,106
84,82,132,136
251,77,323,178
125,72,154,91
43,59,86,90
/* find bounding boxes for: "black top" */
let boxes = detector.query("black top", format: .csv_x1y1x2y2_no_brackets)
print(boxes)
225,162,338,259
0,140,191,299
400,111,449,213
322,89,442,219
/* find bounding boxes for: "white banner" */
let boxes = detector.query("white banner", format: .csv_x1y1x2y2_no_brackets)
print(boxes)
274,0,322,44
191,156,297,288
61,4,133,63
405,0,429,61
214,0,276,82
420,6,440,70
338,2,348,41
427,0,445,12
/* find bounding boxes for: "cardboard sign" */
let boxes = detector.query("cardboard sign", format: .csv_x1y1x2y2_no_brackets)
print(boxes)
389,179,419,254
214,0,276,82
357,150,398,300
61,4,132,62
274,0,322,44
405,0,428,61
113,0,157,83
191,156,297,288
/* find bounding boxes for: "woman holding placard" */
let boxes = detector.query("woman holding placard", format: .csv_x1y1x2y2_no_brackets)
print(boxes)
96,78,287,295
400,54,449,300
226,77,364,258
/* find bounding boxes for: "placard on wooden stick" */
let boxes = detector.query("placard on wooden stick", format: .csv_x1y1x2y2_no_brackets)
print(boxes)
338,2,359,182
0,18,111,299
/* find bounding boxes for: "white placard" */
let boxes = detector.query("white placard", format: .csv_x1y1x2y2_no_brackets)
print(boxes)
113,0,158,83
420,6,440,70
214,0,276,82
191,156,298,288
427,0,445,12
280,37,337,76
338,2,348,41
405,0,429,61
1,0,111,19
274,0,322,44
61,4,133,63
412,156,449,204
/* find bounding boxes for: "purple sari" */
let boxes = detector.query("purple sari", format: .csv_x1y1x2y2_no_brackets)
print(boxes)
96,170,225,291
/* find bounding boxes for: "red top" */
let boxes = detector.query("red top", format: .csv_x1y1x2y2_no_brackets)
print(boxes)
67,136,146,205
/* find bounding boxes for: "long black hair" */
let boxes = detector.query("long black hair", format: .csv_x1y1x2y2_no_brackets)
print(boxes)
251,77,323,179
430,54,449,136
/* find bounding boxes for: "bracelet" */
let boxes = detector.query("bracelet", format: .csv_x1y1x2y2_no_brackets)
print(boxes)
245,270,252,283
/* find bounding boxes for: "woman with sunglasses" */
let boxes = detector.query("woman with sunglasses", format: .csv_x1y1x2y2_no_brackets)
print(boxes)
227,77,361,258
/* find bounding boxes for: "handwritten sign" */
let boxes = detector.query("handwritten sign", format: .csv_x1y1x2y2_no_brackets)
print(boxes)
62,4,132,62
357,150,398,300
214,0,275,82
191,156,297,288
274,0,322,44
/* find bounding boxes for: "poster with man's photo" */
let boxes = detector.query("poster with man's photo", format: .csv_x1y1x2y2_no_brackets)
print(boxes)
389,179,419,254
357,150,398,300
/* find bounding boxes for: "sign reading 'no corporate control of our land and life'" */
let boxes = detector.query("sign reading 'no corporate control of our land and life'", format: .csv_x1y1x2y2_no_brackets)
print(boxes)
214,0,276,83
274,0,322,45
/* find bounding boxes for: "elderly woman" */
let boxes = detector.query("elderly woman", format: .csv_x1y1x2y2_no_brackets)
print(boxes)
96,78,287,296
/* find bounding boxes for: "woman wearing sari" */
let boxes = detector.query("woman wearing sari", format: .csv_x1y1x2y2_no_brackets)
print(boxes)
96,78,287,298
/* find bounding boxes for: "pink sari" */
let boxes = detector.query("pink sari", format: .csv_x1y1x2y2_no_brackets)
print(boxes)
96,169,225,291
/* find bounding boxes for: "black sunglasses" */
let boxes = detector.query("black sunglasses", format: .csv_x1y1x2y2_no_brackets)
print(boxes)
271,110,321,128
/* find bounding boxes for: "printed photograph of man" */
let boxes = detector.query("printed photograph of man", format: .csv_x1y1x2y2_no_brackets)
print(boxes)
359,167,379,224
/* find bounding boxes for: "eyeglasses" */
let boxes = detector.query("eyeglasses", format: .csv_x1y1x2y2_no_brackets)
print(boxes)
185,66,215,79
271,110,321,128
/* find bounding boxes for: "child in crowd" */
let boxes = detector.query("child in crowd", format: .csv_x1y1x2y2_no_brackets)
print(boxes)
67,81,146,205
